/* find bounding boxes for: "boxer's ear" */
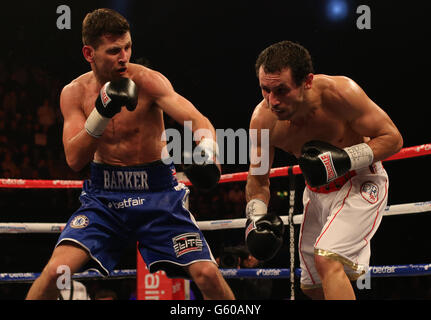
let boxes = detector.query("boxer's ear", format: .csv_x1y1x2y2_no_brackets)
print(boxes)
304,73,314,90
82,45,95,63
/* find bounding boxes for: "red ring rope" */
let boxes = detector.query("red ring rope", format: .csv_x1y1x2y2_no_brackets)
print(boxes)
1,143,430,189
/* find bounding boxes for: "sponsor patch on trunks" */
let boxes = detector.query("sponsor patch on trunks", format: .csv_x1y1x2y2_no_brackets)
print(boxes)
172,233,203,257
360,181,379,204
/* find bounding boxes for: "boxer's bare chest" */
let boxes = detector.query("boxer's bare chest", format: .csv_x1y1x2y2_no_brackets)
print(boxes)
81,85,166,165
83,88,159,134
272,107,362,158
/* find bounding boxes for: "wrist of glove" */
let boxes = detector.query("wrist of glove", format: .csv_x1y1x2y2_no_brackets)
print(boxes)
343,143,374,170
298,140,374,187
245,199,284,261
183,138,220,190
245,198,267,220
85,109,111,138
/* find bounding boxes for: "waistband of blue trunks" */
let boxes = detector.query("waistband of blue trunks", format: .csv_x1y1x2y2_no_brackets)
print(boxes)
88,160,178,192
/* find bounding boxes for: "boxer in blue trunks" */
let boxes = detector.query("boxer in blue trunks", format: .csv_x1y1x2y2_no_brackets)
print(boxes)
26,8,234,300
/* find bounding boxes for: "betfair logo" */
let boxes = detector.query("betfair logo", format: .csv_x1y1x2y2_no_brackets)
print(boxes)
108,197,146,210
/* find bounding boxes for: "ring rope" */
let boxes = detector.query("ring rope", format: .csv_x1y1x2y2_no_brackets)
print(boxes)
1,143,430,189
0,269,137,283
2,263,431,283
1,200,429,233
1,144,430,290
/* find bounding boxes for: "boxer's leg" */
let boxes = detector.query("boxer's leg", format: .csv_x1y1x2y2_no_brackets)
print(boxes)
26,241,90,300
314,254,355,300
185,261,235,300
313,164,388,300
312,178,358,300
299,189,325,299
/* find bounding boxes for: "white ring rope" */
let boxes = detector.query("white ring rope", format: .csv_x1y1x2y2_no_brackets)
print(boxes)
1,201,429,233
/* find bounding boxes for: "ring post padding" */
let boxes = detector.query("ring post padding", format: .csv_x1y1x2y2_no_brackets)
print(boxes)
287,166,296,300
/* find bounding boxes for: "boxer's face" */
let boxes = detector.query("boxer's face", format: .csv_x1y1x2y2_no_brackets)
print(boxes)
85,32,132,81
259,67,311,121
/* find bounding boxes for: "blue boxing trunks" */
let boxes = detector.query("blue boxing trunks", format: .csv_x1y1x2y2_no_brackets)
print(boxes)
56,160,216,278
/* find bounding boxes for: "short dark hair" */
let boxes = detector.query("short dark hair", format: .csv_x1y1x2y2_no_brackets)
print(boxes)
82,8,130,48
255,40,314,86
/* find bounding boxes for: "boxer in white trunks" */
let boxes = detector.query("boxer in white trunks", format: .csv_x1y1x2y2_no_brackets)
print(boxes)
244,41,403,300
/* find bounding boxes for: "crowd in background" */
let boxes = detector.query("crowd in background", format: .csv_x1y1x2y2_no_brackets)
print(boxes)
0,59,77,181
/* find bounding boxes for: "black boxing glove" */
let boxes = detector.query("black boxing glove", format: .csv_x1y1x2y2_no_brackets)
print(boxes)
183,138,221,191
85,78,139,138
298,140,374,187
245,199,284,261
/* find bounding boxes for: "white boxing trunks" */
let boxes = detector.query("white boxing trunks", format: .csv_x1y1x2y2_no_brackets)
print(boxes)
299,161,388,289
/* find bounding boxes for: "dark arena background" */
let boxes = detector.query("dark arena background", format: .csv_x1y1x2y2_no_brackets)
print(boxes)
0,0,430,302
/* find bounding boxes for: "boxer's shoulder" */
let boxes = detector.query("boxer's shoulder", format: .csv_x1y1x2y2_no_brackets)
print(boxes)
62,72,94,97
128,63,172,98
60,72,97,109
250,100,278,130
70,71,95,86
316,75,372,125
250,100,288,149
314,74,360,102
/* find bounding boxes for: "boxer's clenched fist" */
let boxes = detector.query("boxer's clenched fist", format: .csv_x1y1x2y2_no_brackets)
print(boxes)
85,78,139,138
183,138,220,191
299,140,374,187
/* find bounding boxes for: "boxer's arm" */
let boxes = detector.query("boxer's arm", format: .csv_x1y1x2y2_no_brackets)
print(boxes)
327,77,403,161
139,69,217,144
244,106,284,261
246,143,274,206
246,104,276,206
60,83,99,171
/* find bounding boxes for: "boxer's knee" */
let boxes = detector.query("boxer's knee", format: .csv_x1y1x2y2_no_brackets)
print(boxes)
26,243,89,300
314,254,345,281
187,261,228,297
42,242,89,285
189,262,219,286
41,259,68,286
